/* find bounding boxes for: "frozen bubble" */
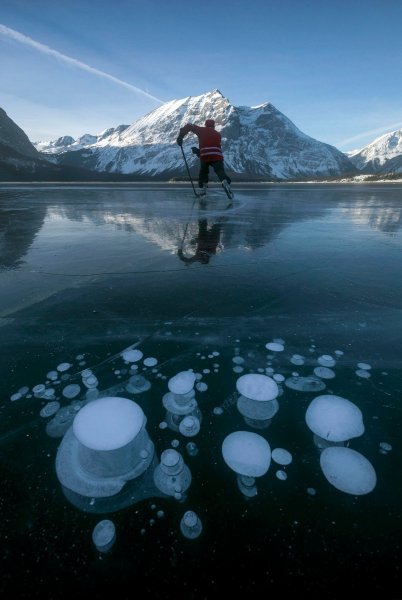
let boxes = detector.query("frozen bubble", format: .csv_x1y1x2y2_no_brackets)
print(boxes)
212,351,220,356
10,392,22,402
265,342,284,352
76,354,84,360
57,362,71,372
317,355,335,367
202,369,210,374
159,421,168,429
18,386,29,396
236,373,278,401
265,367,274,375
85,389,99,401
144,357,158,367
62,384,81,399
92,519,116,553
233,366,244,373
334,350,344,356
179,416,200,437
168,371,196,395
180,511,202,539
276,470,287,481
33,384,46,395
186,442,199,456
357,362,371,370
157,510,165,519
171,439,180,448
196,382,208,392
379,442,392,452
47,371,58,381
213,407,224,416
272,448,293,466
40,401,61,418
222,431,271,477
273,373,285,383
232,356,245,365
290,354,305,366
140,449,149,459
356,369,371,379
121,348,143,363
307,487,317,496
83,375,98,389
125,374,151,394
306,395,364,442
320,447,377,495
285,376,326,393
44,388,55,399
313,366,336,380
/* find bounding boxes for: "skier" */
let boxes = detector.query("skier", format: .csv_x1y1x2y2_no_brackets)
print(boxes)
176,119,233,198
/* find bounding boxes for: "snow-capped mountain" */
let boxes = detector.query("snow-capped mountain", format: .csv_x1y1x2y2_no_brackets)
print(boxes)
35,125,129,154
35,90,355,180
348,128,402,173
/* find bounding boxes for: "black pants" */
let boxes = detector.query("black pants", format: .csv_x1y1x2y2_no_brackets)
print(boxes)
199,160,231,188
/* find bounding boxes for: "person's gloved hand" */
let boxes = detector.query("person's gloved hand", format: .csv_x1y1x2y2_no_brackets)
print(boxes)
191,146,200,156
176,137,183,146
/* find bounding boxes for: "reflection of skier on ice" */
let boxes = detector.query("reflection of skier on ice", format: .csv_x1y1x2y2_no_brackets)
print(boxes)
178,219,223,265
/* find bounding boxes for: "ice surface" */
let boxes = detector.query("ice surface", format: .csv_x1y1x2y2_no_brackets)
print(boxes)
222,431,271,477
306,395,364,442
320,447,377,495
73,397,144,451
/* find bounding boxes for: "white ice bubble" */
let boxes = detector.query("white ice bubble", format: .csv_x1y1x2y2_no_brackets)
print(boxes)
356,369,371,379
57,362,71,372
62,384,81,399
233,366,244,373
92,519,116,553
236,373,278,402
196,382,208,392
168,371,196,395
144,357,158,367
272,448,293,466
307,487,317,496
265,342,284,352
285,376,326,393
290,354,305,366
73,397,144,451
357,362,371,370
159,421,168,429
320,447,377,495
40,401,61,418
125,374,151,394
313,366,336,379
222,431,271,477
317,355,335,367
273,373,285,383
379,442,392,452
121,349,143,363
33,384,46,396
276,470,287,481
179,416,200,437
180,511,202,539
305,395,364,442
213,407,224,416
10,392,22,402
232,356,245,365
47,371,58,381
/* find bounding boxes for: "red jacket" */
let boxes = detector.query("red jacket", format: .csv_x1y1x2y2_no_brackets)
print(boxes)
178,124,224,162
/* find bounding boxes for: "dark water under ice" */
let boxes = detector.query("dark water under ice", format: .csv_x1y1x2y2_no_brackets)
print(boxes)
1,182,402,597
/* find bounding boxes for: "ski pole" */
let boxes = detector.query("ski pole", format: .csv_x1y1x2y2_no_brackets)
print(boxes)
180,145,198,197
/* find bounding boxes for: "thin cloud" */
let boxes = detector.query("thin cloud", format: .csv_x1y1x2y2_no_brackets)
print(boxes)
0,23,163,104
338,121,402,148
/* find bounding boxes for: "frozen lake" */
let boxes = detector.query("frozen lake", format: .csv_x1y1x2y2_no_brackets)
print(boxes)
1,182,402,597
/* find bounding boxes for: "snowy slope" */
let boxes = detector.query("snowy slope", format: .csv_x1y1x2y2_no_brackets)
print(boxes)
348,128,402,173
35,90,355,180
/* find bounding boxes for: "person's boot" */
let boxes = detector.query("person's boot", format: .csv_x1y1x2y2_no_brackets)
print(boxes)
198,184,207,197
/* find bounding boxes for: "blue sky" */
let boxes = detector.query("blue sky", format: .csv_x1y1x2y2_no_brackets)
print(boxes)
1,0,401,151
